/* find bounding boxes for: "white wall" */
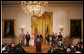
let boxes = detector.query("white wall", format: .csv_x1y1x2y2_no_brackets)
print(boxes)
46,4,83,37
2,4,83,44
2,5,31,37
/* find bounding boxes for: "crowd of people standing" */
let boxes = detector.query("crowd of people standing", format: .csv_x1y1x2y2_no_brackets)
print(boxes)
20,31,63,47
45,32,63,47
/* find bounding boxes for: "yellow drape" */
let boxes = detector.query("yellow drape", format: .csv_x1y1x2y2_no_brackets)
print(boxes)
31,12,53,44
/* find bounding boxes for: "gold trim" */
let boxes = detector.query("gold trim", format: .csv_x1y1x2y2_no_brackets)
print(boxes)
2,19,4,38
81,19,83,39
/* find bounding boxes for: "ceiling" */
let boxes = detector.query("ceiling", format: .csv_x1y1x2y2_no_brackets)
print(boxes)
1,1,83,5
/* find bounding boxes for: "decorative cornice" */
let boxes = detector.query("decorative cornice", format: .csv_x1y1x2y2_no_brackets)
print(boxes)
1,1,83,5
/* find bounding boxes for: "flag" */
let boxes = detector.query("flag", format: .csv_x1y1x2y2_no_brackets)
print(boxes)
35,27,37,34
47,26,49,34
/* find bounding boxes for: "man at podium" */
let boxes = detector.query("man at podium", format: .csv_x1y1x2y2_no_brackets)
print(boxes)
35,33,43,52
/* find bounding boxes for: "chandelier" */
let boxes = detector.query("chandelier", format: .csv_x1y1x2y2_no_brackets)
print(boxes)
20,1,48,17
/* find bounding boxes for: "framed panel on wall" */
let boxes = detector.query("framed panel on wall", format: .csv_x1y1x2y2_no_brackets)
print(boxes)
4,19,15,38
70,19,81,38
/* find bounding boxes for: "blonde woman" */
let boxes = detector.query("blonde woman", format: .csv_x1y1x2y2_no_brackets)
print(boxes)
30,33,35,46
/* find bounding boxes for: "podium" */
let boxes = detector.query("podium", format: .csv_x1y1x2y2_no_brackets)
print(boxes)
35,38,42,52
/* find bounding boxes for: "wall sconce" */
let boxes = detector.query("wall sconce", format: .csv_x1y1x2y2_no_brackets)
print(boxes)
59,26,64,32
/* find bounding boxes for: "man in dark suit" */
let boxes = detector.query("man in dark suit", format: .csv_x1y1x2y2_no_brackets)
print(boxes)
37,33,43,39
25,32,30,46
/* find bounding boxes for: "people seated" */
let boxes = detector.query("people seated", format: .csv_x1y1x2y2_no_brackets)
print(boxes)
15,45,25,53
48,45,63,53
47,40,83,53
2,43,25,53
2,44,7,53
9,43,16,53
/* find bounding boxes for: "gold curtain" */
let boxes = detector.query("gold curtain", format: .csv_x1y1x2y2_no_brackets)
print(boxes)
31,12,53,44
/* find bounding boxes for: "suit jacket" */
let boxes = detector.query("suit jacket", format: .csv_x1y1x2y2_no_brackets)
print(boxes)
9,47,16,53
26,34,30,41
58,35,62,41
37,35,43,39
36,35,43,42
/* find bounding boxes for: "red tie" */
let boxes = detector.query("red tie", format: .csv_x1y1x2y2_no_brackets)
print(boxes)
39,35,40,38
